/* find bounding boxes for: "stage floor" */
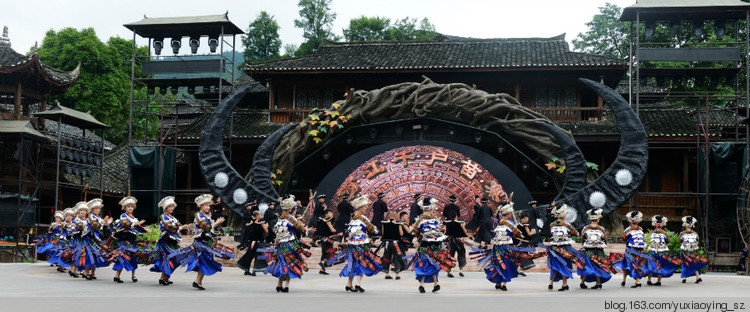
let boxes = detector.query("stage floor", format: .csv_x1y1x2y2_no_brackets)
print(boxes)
1,263,749,311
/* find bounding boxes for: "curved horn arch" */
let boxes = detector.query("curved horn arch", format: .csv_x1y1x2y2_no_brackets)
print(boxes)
198,85,290,215
536,122,588,201
555,79,648,227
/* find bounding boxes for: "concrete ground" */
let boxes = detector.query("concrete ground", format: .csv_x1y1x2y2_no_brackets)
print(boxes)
2,263,749,312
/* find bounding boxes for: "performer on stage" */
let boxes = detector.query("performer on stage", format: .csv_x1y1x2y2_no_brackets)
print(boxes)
406,197,455,293
66,201,90,278
545,204,584,291
409,194,422,225
81,198,111,279
56,208,76,270
264,195,310,292
476,202,539,291
37,211,66,272
334,193,353,233
473,197,494,247
236,210,268,276
315,209,337,275
381,211,407,280
111,196,149,283
616,210,648,288
645,215,677,286
308,194,327,228
328,195,382,292
371,193,388,232
577,208,615,289
444,198,469,278
150,196,189,285
679,216,707,284
180,194,234,290
264,201,280,243
466,195,481,232
442,195,461,221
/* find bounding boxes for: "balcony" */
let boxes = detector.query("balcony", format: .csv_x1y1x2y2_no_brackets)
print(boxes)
530,107,603,121
269,109,311,123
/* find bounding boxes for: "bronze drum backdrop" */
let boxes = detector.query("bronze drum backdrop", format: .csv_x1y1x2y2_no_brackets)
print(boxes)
314,141,534,221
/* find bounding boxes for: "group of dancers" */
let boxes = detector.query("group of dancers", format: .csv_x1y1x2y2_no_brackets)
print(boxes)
35,194,234,290
36,191,709,293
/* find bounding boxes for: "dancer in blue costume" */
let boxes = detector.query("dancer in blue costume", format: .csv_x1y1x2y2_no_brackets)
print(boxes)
616,210,648,288
264,195,310,293
545,204,585,292
111,196,150,283
644,215,678,286
577,208,615,289
56,208,76,269
679,216,707,284
476,202,541,291
36,211,67,272
79,199,112,280
327,195,382,292
64,202,91,278
180,194,234,290
406,197,456,293
151,196,189,286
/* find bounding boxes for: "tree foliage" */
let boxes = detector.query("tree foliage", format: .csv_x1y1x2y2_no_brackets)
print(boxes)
343,16,437,42
572,2,629,59
242,11,282,64
294,0,338,56
37,28,147,144
343,16,390,41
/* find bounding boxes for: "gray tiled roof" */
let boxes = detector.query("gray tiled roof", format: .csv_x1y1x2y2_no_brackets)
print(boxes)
174,109,284,141
0,45,80,86
557,107,730,138
247,35,626,73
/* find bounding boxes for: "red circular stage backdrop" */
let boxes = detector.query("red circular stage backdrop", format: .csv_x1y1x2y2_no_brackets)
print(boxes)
327,145,510,222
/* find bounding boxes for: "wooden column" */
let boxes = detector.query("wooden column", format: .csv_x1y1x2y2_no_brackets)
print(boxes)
39,98,47,128
514,83,521,102
683,151,689,192
14,81,22,119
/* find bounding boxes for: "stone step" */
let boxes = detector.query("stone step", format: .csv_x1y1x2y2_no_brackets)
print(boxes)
180,235,627,272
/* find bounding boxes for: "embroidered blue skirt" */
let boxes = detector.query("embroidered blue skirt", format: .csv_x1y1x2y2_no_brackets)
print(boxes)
327,244,382,277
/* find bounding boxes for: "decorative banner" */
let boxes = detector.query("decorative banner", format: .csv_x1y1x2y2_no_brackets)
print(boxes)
315,142,533,223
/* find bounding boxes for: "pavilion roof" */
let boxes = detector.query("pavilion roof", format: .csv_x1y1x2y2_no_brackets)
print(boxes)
0,27,80,87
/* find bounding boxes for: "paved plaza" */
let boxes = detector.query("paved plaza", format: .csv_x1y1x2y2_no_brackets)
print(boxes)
2,263,749,312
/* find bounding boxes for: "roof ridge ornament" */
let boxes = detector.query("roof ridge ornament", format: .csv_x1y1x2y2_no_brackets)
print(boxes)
0,26,10,48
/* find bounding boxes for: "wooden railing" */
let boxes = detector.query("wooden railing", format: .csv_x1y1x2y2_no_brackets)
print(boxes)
530,107,603,121
617,194,698,219
269,109,312,123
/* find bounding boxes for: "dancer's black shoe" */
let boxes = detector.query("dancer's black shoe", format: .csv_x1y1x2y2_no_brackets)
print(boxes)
192,282,205,290
418,286,425,293
432,285,440,292
558,285,569,291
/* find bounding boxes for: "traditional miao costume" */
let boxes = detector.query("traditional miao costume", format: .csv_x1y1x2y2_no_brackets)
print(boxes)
150,196,187,284
327,195,383,289
78,199,111,276
59,202,91,277
678,216,707,283
264,195,310,286
544,204,585,291
615,210,649,287
405,197,456,293
110,196,148,277
474,202,540,290
180,194,234,277
644,215,678,285
577,208,615,289
36,211,66,270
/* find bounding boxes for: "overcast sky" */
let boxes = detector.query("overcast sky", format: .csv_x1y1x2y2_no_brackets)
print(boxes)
3,0,636,55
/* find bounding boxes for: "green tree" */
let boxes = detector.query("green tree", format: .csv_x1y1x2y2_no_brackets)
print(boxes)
572,2,630,59
343,16,390,42
37,28,147,144
242,11,282,64
294,0,338,55
385,17,436,41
